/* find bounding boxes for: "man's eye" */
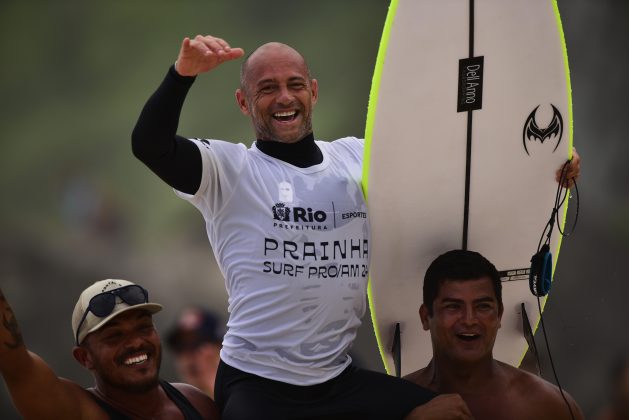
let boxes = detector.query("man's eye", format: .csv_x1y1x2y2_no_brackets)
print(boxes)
104,333,122,342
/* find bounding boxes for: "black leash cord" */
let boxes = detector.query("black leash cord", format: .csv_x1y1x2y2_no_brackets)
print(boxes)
534,158,580,420
536,295,577,420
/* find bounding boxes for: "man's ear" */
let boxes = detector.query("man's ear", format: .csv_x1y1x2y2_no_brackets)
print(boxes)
498,302,504,329
310,78,318,105
73,345,94,369
235,89,250,116
419,304,430,331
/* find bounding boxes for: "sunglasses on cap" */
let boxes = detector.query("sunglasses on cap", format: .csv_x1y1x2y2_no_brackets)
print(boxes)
75,284,149,345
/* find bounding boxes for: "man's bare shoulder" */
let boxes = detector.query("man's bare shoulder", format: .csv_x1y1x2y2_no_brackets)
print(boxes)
58,378,110,420
501,361,559,395
403,367,434,390
499,362,584,420
172,382,220,420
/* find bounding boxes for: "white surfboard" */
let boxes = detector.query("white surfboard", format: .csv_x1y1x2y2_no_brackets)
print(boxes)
363,0,573,376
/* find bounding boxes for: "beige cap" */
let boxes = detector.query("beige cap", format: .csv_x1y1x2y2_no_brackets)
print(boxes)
72,279,162,345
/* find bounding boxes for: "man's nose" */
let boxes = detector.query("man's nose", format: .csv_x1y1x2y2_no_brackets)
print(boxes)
461,306,478,324
123,331,147,348
277,85,294,104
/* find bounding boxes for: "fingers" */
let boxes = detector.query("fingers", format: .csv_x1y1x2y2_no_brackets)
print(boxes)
555,147,581,188
189,35,242,59
226,47,245,60
568,147,581,179
213,36,230,50
456,396,474,419
437,394,474,419
176,35,245,76
190,35,222,56
404,394,474,420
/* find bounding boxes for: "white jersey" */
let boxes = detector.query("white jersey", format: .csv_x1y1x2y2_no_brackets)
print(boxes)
176,137,369,385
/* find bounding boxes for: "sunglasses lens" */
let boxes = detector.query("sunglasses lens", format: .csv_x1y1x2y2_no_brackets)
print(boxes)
118,285,148,306
89,293,117,317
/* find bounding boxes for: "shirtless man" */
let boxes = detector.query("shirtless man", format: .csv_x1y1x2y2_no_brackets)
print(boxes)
404,249,585,420
0,279,219,419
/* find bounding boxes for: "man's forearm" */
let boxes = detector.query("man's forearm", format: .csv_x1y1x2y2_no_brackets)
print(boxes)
131,65,202,194
0,288,29,383
0,288,86,419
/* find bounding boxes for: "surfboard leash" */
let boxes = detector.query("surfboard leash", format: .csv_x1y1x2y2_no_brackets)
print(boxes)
535,295,576,420
530,159,580,297
545,159,580,242
529,158,580,420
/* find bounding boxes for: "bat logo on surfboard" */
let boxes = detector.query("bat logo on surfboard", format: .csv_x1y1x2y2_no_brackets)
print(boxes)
522,104,564,155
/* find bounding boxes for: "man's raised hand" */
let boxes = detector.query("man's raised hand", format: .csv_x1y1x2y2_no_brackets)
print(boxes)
175,35,245,77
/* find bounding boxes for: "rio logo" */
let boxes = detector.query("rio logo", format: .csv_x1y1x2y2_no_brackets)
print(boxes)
272,203,327,223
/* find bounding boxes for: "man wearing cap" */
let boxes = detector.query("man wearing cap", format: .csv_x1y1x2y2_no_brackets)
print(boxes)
166,308,224,399
0,279,219,419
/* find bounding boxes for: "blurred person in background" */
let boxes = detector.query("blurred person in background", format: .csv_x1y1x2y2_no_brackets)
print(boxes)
595,354,629,420
0,279,219,419
167,307,225,399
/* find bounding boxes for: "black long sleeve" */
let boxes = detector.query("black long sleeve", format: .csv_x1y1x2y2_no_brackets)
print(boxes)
132,65,202,195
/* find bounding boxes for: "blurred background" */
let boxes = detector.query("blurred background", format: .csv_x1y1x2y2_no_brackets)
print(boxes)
0,0,627,418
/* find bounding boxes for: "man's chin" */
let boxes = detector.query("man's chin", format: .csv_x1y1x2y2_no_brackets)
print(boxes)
269,130,303,143
450,350,489,364
120,375,160,393
279,137,302,144
267,122,310,144
112,366,161,393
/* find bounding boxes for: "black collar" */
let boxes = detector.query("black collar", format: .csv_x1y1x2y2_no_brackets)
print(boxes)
255,133,323,168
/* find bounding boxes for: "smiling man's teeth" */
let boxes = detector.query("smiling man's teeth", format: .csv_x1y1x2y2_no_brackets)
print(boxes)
124,354,148,365
458,333,479,339
274,111,296,117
